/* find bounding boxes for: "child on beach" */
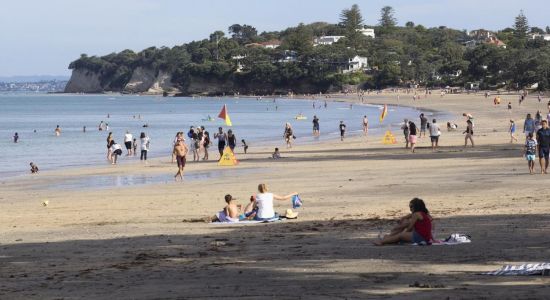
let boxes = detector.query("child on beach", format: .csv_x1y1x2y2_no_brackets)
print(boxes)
54,125,61,136
373,198,433,246
132,138,137,156
242,139,249,154
30,162,39,174
339,121,346,141
272,148,281,159
525,132,537,174
13,132,19,143
510,120,518,143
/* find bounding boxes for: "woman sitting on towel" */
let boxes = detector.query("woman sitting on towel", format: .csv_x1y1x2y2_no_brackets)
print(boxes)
255,183,297,221
374,198,433,246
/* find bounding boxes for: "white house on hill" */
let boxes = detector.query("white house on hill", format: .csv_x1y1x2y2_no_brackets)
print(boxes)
343,56,368,73
314,36,345,46
358,28,375,38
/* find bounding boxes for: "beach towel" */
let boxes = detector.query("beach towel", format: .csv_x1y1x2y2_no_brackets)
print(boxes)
210,217,281,225
482,263,550,276
413,233,471,246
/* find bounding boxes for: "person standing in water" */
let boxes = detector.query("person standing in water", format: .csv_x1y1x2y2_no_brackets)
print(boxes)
106,132,113,161
339,121,346,141
140,132,150,162
13,132,19,143
362,115,369,137
173,140,189,181
124,130,133,156
109,140,123,165
312,115,320,136
214,127,227,159
54,125,61,136
283,123,294,149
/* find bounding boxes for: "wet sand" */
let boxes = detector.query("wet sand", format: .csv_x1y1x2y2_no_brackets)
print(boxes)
1,92,549,299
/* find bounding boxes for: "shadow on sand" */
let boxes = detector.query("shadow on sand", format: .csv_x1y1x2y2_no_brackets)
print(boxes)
1,214,549,299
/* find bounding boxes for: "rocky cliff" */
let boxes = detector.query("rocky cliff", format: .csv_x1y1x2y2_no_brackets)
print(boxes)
64,69,103,93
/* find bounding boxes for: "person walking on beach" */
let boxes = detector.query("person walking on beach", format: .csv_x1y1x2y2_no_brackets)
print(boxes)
536,120,550,174
362,115,369,137
419,113,428,138
124,130,133,156
106,132,113,160
13,132,19,143
140,132,150,162
284,123,294,149
173,140,189,181
523,113,535,141
55,125,61,136
242,139,249,154
509,120,518,143
339,121,346,141
109,140,123,165
214,127,227,159
508,102,512,111
408,121,418,153
312,115,320,136
429,119,440,151
464,119,474,147
401,119,410,149
171,132,183,163
227,129,237,152
525,132,537,174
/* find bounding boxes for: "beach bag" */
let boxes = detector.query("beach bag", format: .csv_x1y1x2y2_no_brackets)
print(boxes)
292,195,302,209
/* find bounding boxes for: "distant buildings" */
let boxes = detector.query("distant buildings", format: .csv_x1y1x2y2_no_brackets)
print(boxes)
313,27,375,46
529,33,550,41
358,28,375,39
464,29,506,49
245,40,282,49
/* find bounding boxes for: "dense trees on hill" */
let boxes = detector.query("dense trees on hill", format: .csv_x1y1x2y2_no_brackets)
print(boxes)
68,5,550,94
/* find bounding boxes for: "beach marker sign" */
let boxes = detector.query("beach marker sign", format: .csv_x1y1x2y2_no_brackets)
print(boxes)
382,130,397,145
218,104,233,126
218,147,238,166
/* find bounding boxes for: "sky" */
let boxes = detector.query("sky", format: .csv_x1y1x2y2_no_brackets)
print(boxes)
0,0,548,77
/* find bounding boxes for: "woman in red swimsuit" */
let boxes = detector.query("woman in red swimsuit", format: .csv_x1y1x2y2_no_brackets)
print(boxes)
374,198,433,246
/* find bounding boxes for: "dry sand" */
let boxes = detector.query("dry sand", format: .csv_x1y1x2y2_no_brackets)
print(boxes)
1,92,550,299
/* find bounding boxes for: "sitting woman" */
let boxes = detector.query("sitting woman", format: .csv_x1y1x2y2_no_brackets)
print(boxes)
374,198,433,246
255,183,297,221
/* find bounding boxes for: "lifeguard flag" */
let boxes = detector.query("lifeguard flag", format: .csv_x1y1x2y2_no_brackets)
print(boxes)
379,104,388,123
218,104,233,126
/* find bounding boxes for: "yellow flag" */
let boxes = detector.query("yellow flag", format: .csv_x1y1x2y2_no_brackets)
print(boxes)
225,113,233,127
218,147,238,166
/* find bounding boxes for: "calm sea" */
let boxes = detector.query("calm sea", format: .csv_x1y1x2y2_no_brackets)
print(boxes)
0,93,436,178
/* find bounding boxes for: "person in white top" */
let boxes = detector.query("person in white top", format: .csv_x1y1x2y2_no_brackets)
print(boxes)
254,183,297,220
429,119,441,151
109,140,123,165
124,130,133,156
140,132,150,162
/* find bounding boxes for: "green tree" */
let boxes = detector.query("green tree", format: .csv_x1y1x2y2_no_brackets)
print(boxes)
379,6,397,28
512,10,529,48
339,4,364,49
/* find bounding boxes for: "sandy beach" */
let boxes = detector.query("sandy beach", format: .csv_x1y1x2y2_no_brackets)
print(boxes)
1,92,550,299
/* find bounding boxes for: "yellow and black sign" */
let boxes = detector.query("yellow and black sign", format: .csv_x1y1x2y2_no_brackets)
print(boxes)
218,147,238,166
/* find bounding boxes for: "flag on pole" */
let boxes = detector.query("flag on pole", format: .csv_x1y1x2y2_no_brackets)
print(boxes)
379,104,388,123
218,104,233,126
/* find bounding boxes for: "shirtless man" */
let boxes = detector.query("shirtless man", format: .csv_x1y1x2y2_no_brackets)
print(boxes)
362,115,369,137
173,140,189,181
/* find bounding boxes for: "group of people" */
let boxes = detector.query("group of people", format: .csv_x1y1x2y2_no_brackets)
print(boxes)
400,113,442,152
523,111,550,174
106,131,150,165
211,183,298,222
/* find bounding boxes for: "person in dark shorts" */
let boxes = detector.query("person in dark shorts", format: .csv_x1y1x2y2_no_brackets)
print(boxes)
419,113,428,138
227,129,237,152
339,121,346,141
214,127,227,159
536,120,550,174
109,140,123,165
173,140,189,181
312,115,320,136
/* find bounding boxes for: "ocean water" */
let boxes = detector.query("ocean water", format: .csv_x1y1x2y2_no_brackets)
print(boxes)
0,93,439,178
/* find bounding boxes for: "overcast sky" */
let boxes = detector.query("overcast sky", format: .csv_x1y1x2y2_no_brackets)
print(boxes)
0,0,547,76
